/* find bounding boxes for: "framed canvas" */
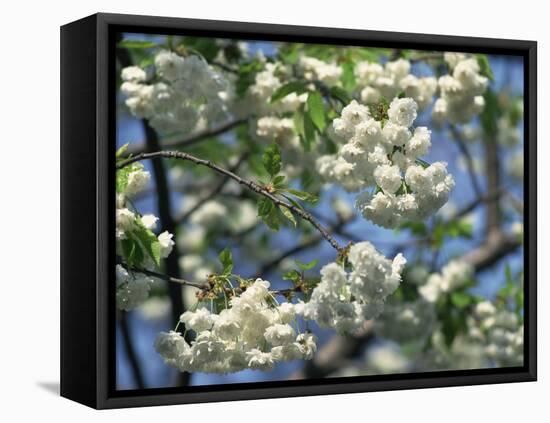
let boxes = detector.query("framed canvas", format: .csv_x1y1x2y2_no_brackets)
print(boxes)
60,13,537,409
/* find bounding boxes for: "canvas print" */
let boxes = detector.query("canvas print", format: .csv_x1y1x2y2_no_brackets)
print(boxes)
114,32,525,390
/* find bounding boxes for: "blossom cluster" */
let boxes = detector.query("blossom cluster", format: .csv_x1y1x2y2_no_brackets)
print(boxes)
297,242,406,333
432,53,488,124
418,259,474,303
472,301,524,366
242,62,307,116
355,58,437,109
375,298,436,343
317,98,455,228
115,164,175,310
155,279,316,373
121,50,230,134
299,56,343,87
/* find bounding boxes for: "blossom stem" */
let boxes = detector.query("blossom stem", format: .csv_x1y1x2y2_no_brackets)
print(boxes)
124,264,209,290
117,151,343,252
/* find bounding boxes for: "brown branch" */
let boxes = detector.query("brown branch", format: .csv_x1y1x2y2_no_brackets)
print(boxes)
462,231,521,271
126,118,247,155
118,151,343,252
124,265,209,290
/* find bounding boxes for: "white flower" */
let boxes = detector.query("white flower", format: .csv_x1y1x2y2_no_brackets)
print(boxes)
296,333,317,359
298,243,405,334
433,53,488,124
115,267,153,311
140,214,158,230
116,208,135,239
419,260,473,302
154,50,185,82
264,324,296,346
158,231,175,258
123,50,229,134
475,301,496,318
154,331,188,360
276,302,296,324
374,164,402,194
299,56,342,87
246,349,275,370
407,127,431,158
125,169,150,197
388,97,418,127
180,308,217,332
121,66,147,83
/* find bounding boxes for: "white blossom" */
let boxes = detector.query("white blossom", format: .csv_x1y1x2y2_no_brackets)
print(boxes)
419,260,474,302
158,231,175,258
298,242,405,334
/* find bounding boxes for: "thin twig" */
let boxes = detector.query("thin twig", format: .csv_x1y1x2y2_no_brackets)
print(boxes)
125,265,209,290
118,151,343,252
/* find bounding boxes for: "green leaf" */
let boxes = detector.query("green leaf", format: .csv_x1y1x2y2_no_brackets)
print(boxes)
262,144,282,177
306,91,326,132
341,61,356,91
293,108,305,138
288,188,319,204
118,39,158,49
283,269,302,284
476,54,494,81
235,59,264,97
273,175,286,188
133,223,162,268
281,194,305,211
257,197,274,217
263,207,281,232
295,259,318,270
451,291,472,309
441,310,467,347
121,236,144,268
116,163,143,194
279,205,297,227
181,37,220,61
302,111,316,151
116,143,129,159
219,248,233,275
270,81,308,103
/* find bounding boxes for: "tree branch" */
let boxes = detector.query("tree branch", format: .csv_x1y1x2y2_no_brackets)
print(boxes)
123,264,209,290
118,151,343,252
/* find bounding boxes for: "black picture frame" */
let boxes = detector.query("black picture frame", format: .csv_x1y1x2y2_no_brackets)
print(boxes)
60,12,537,409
